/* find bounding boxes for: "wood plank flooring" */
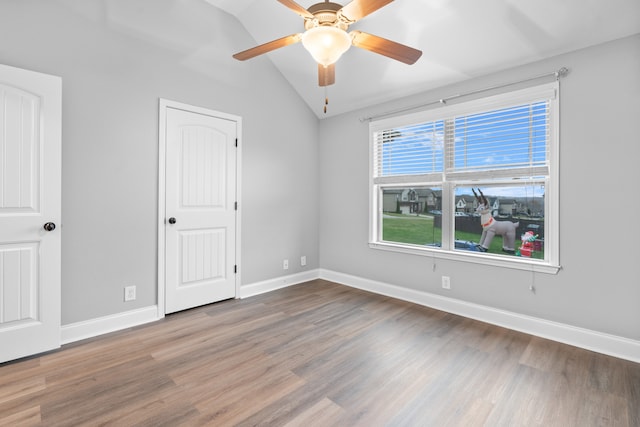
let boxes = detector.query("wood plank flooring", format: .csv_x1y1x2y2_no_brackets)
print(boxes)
1,279,638,426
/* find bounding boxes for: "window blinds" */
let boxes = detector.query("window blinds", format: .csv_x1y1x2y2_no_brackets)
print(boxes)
373,100,550,181
373,121,444,178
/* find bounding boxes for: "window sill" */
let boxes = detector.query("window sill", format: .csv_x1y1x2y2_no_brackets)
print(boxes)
369,242,561,275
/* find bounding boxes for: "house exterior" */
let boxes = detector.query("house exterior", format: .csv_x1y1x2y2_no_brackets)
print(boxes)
455,195,476,214
383,188,441,214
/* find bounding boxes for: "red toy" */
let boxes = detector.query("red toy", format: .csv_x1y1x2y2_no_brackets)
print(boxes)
519,230,538,257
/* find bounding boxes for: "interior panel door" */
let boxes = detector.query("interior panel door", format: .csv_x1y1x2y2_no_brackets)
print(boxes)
164,107,237,314
0,64,61,363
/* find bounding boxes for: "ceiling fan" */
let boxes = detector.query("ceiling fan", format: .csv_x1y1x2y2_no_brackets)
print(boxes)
232,0,423,87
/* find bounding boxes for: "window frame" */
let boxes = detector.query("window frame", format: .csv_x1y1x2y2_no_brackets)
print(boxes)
368,82,560,274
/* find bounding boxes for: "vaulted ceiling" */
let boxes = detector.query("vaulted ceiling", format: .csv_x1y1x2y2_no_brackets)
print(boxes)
207,0,640,118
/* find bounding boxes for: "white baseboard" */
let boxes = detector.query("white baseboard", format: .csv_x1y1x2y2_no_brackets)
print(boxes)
61,271,322,345
239,269,321,298
61,306,160,345
61,270,640,363
319,269,640,363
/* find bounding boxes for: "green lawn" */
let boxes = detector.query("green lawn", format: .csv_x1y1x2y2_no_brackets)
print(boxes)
382,214,440,246
382,214,544,259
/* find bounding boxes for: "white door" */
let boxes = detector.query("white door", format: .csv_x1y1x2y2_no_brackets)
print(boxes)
163,105,237,314
0,64,61,363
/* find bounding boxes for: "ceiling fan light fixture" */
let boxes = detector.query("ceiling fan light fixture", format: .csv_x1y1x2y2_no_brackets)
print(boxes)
301,26,352,67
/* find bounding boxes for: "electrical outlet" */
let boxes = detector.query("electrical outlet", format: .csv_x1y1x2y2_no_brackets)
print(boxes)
441,276,451,290
124,285,136,301
300,255,307,266
283,259,289,270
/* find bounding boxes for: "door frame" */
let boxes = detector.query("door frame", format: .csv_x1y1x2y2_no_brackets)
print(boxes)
157,98,242,318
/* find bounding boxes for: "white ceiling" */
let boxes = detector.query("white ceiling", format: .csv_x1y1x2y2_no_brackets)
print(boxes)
206,0,640,118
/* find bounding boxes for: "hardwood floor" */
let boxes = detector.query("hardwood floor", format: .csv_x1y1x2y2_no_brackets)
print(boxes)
1,280,638,426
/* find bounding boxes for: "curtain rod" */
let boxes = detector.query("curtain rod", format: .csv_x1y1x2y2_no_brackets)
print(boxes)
359,67,569,122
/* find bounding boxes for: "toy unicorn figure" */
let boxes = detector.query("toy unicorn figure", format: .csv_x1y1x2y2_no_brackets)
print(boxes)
472,188,520,254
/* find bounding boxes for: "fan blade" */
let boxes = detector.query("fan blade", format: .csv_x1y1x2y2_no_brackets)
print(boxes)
318,63,335,87
351,31,422,64
277,0,314,19
233,34,302,61
340,0,394,22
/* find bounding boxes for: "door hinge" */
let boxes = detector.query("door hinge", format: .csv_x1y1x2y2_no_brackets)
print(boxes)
234,201,238,211
235,138,238,147
234,265,237,274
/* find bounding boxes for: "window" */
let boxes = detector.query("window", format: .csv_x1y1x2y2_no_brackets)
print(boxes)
369,83,559,273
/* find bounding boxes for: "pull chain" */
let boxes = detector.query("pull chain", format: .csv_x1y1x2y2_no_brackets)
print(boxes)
324,87,329,114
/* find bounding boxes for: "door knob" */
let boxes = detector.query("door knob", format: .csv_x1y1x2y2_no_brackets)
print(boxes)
43,222,56,232
168,217,177,224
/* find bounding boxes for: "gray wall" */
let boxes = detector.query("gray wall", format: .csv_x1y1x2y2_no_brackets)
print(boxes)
0,0,319,324
319,34,640,341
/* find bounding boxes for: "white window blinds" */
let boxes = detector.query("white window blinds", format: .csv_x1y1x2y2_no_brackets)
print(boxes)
373,121,444,179
447,101,549,178
372,88,554,182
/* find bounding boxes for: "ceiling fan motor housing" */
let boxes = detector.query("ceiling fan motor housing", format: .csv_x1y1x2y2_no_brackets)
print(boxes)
305,2,349,30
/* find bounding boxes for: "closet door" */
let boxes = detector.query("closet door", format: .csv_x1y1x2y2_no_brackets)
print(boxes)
162,104,238,314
